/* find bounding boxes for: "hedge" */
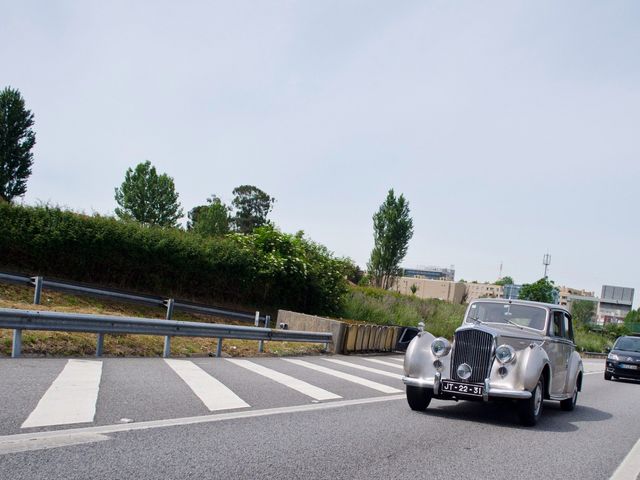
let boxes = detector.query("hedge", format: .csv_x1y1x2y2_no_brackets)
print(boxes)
0,203,350,316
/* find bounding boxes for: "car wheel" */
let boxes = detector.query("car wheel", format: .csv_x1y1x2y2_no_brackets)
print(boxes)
518,376,544,426
560,385,578,411
604,372,612,381
406,385,432,411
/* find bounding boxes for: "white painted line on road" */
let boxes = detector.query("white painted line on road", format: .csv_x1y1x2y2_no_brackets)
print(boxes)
0,394,406,454
226,359,341,401
21,359,103,429
584,370,605,376
322,358,404,380
362,358,404,369
0,433,110,455
164,359,250,411
610,437,640,480
387,357,404,363
284,359,402,393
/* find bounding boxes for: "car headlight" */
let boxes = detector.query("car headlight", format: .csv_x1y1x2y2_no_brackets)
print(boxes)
431,338,451,357
495,344,516,364
608,353,619,361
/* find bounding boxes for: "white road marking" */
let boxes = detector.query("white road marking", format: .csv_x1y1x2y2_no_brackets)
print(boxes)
584,371,605,376
322,358,403,380
22,360,103,429
610,436,640,480
226,359,341,401
387,357,405,363
362,358,404,369
284,359,402,393
0,433,110,454
0,394,406,454
164,359,249,411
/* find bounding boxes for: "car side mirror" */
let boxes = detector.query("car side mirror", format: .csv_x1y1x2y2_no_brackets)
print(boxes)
604,346,611,353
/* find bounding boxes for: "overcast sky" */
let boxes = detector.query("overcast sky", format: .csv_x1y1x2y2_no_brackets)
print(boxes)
3,1,639,306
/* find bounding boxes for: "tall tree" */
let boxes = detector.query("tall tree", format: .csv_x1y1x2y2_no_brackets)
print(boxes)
571,299,596,327
231,185,275,233
518,277,558,303
187,195,231,236
0,87,36,202
495,276,514,286
367,189,414,290
114,160,183,227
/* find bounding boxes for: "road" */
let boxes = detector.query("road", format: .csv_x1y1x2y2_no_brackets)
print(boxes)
0,355,638,480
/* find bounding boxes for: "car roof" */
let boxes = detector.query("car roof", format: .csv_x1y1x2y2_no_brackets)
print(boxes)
469,298,569,313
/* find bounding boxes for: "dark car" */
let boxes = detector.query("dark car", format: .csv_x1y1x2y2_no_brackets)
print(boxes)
605,335,640,381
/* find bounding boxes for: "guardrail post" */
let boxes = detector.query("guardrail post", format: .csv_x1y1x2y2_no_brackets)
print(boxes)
96,333,104,357
32,276,43,305
165,298,174,320
163,336,171,358
216,338,223,357
258,315,270,353
12,329,22,358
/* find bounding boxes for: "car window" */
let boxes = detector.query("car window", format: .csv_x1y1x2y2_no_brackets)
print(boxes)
550,311,563,337
563,313,574,342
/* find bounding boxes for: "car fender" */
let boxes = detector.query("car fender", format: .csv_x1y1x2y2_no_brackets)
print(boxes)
566,351,584,392
404,330,437,379
520,344,551,392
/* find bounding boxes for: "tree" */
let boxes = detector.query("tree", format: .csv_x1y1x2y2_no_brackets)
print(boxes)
367,189,414,290
231,185,275,233
495,276,514,286
114,160,183,227
571,299,597,327
187,195,230,236
518,277,557,303
0,87,36,202
625,309,640,327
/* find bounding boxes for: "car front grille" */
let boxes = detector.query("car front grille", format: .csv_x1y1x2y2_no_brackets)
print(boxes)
451,329,494,383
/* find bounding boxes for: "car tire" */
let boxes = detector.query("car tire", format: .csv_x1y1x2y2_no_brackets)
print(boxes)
560,384,578,411
604,372,612,381
518,376,544,427
406,385,432,411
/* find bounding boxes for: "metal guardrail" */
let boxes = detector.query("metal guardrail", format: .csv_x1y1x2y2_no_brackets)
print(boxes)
0,271,265,323
0,308,332,358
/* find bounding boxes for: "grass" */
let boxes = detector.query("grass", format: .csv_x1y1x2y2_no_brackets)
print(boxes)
0,283,324,358
341,286,614,352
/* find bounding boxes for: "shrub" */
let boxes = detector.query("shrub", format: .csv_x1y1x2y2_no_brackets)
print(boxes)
0,203,349,315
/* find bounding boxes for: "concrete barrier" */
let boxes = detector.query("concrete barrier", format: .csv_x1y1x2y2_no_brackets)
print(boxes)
277,310,406,354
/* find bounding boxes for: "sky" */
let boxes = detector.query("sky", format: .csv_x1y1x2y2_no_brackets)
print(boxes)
2,1,639,307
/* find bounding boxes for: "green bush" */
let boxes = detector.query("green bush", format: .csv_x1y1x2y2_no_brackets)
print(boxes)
340,286,466,336
0,204,349,315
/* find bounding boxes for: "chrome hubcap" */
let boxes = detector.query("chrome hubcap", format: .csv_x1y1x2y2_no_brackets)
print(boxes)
534,382,542,415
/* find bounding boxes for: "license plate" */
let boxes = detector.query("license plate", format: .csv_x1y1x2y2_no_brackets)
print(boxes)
620,364,638,370
441,380,483,397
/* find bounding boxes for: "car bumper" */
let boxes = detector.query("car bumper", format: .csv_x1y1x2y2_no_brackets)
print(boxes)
402,374,532,400
606,361,640,380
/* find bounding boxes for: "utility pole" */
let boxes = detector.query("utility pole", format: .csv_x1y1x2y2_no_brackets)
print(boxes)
543,253,551,278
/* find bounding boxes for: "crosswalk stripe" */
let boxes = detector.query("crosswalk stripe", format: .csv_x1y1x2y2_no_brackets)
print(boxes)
164,359,250,411
362,358,404,369
283,359,402,394
322,358,403,379
388,357,404,363
22,360,103,428
227,359,341,401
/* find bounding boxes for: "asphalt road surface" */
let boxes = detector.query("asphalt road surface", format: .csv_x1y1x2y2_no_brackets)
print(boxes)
0,355,638,480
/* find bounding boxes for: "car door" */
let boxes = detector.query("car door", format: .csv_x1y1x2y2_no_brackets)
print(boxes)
547,310,568,396
560,312,576,394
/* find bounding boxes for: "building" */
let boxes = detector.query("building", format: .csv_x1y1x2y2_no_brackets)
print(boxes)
597,285,634,324
401,265,455,282
557,286,596,309
465,283,504,302
394,277,466,304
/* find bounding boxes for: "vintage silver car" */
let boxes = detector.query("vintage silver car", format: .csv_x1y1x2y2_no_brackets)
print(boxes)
402,299,583,426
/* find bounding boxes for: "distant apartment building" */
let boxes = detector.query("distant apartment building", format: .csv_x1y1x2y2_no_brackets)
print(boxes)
597,285,634,324
557,286,596,309
465,283,504,302
401,265,455,282
394,277,466,304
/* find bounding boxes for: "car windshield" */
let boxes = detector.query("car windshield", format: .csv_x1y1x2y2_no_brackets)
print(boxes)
614,337,640,353
466,302,546,330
